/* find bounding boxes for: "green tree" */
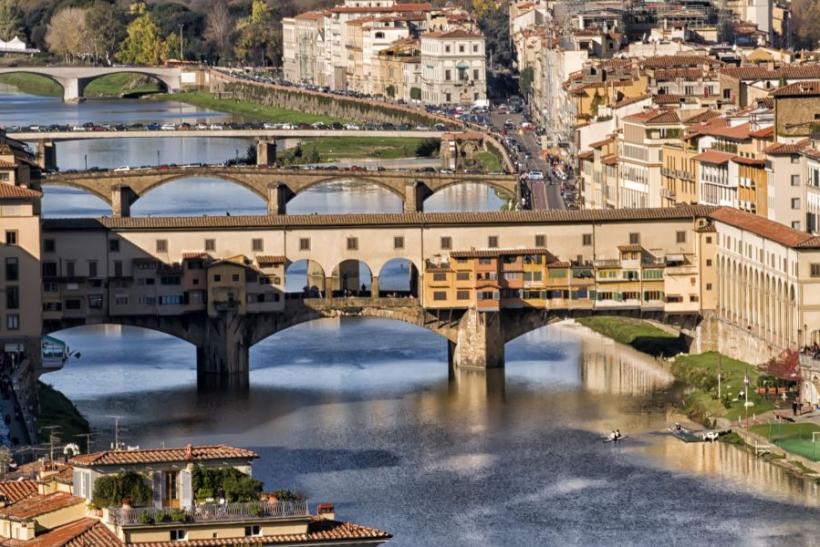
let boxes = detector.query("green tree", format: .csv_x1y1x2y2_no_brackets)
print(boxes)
0,0,24,42
116,13,168,65
410,87,421,101
191,465,262,503
92,471,152,508
86,1,126,65
519,66,534,97
46,7,91,62
234,0,282,66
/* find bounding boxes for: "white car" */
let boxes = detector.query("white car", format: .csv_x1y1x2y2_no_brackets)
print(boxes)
71,125,87,132
160,123,176,131
195,123,208,130
344,124,360,130
113,166,131,172
263,123,277,130
209,124,224,130
528,170,544,180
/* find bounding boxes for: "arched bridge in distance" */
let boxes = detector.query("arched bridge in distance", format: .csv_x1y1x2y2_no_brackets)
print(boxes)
0,66,182,102
38,167,520,215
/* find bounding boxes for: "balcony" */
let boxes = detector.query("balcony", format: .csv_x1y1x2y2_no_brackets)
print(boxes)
593,259,621,268
108,500,309,528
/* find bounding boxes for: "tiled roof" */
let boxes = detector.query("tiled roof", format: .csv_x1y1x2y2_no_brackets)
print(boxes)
0,184,41,199
693,150,734,164
577,150,594,160
0,492,84,520
588,136,615,149
617,244,644,252
43,206,720,232
614,94,650,108
27,517,122,547
424,29,481,38
683,110,721,125
0,480,37,503
182,252,211,259
710,207,820,248
765,139,810,155
623,109,681,124
771,80,820,97
601,154,618,166
132,518,391,546
731,156,766,166
70,445,257,467
256,255,286,265
330,2,430,13
450,248,551,258
749,126,773,138
294,11,325,21
641,55,720,68
720,64,820,81
701,122,752,140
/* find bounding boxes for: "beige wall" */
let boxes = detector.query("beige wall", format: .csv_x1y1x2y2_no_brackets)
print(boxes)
0,200,41,341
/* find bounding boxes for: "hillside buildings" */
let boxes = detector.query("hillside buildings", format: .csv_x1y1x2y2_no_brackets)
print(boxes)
282,1,486,104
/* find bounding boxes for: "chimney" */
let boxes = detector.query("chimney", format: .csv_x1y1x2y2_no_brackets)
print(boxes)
317,503,335,521
184,444,193,461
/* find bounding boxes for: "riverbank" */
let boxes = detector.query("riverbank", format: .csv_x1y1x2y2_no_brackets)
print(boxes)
36,381,90,451
278,137,437,165
150,91,348,125
574,316,687,356
0,73,162,98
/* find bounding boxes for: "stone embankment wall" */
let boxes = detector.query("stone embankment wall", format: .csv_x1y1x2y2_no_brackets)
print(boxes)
692,313,783,365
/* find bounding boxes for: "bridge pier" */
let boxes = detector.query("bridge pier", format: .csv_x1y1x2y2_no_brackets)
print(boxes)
403,181,432,213
62,78,83,103
36,140,57,172
257,140,277,166
449,309,505,369
267,183,294,215
112,185,139,217
196,313,251,390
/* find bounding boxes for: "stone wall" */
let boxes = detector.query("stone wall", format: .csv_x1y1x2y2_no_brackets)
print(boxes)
692,313,783,365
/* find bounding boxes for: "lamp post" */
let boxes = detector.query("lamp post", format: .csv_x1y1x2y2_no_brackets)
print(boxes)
156,149,160,167
744,367,750,430
84,154,88,171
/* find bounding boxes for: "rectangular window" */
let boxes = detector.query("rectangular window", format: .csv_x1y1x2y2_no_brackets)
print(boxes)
169,529,187,541
629,232,640,245
488,236,498,248
113,261,123,278
456,271,470,281
535,234,546,247
43,239,55,253
252,238,264,252
706,259,713,266
203,239,215,252
582,234,592,246
114,295,128,306
347,237,358,250
299,238,311,251
65,260,75,278
811,264,820,278
473,69,479,80
706,283,713,290
109,239,120,252
5,258,18,282
6,314,19,330
4,231,17,245
6,287,19,310
433,272,447,281
456,290,470,300
245,525,261,537
433,291,447,301
791,174,800,186
88,261,98,278
791,198,801,209
213,274,222,282
445,69,451,81
440,236,452,250
156,239,168,253
65,299,82,310
676,231,686,243
393,236,404,249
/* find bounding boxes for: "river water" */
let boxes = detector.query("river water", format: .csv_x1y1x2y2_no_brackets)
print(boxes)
3,91,820,545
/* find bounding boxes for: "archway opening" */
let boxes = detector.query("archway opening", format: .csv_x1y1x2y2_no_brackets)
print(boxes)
131,176,266,217
287,180,403,214
377,258,419,298
285,259,327,297
423,182,512,212
0,72,64,98
82,73,167,99
331,259,372,297
41,185,111,217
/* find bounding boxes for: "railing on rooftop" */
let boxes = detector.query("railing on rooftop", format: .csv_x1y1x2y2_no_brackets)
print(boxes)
108,499,309,527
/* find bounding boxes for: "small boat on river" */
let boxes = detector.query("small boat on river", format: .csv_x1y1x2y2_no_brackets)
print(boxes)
669,424,731,443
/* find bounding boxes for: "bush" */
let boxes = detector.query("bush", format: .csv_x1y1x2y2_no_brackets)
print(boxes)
92,471,152,509
415,138,440,157
191,465,263,503
137,511,154,525
170,508,187,522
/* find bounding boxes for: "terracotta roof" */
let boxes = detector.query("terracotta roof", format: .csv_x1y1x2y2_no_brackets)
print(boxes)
614,94,650,108
771,80,820,97
641,55,720,68
684,110,722,125
720,64,820,81
710,207,820,248
424,29,482,38
0,184,40,199
293,11,325,21
731,155,766,166
765,139,810,155
702,122,752,140
0,480,37,503
601,154,618,166
27,517,121,547
749,126,773,138
182,252,211,259
42,206,720,232
617,244,644,252
653,94,687,105
548,260,571,268
256,255,286,265
577,150,594,160
693,150,734,164
70,445,257,467
0,492,84,521
623,109,681,124
450,248,551,258
131,518,391,546
330,2,430,13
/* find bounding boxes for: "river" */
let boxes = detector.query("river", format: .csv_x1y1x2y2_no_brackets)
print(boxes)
3,90,820,545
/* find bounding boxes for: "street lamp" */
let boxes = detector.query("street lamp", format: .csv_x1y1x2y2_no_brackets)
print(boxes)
156,150,160,167
84,154,87,171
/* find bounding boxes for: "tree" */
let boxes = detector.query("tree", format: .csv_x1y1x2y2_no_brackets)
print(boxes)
116,12,173,65
234,0,282,66
791,0,820,50
477,2,512,71
0,0,24,42
519,66,534,97
204,0,234,62
92,471,152,508
85,1,126,65
763,350,801,382
46,8,91,62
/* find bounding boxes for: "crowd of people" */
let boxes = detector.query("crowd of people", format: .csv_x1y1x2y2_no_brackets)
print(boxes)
800,344,820,361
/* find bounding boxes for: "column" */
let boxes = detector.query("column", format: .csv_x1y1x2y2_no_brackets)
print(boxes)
111,185,138,217
196,314,250,390
449,309,504,369
371,275,379,299
36,140,57,171
257,140,277,166
267,183,294,215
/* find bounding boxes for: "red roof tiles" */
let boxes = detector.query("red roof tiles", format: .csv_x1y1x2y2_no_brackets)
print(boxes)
710,207,820,248
70,445,257,467
771,80,820,96
693,150,734,164
0,480,37,503
720,64,820,81
765,139,810,155
450,248,551,258
0,184,41,199
27,517,121,547
0,492,84,520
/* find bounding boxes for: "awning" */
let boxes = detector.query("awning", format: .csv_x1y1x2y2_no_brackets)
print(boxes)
666,254,685,262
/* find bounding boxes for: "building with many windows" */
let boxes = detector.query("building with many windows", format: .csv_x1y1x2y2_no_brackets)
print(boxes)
420,30,487,105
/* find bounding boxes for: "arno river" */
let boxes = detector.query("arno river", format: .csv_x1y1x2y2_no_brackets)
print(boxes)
3,91,820,545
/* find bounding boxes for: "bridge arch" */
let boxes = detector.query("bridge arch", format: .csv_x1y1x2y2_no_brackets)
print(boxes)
292,175,407,201
76,71,171,99
285,259,327,297
134,173,269,202
0,70,66,96
40,180,113,205
377,258,419,297
43,318,202,352
422,180,513,212
330,259,373,297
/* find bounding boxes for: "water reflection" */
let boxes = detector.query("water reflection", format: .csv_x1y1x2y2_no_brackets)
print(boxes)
424,183,506,212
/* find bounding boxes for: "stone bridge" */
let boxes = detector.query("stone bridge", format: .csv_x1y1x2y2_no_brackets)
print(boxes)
39,167,519,215
43,297,699,389
0,66,182,102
